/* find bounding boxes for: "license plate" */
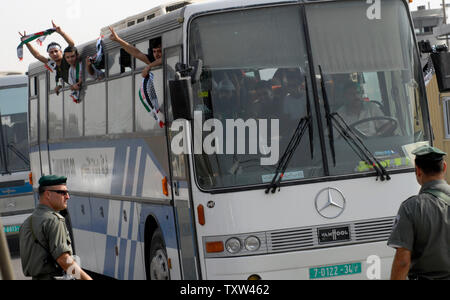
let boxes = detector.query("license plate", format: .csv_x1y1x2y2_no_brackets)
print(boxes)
3,225,20,234
309,262,362,279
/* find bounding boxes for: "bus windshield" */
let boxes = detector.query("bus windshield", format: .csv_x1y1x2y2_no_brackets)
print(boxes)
189,0,428,190
0,85,29,173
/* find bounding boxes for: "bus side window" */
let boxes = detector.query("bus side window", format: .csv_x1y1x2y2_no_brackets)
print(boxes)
108,76,133,134
84,82,106,136
29,76,37,97
135,40,150,69
108,50,121,76
29,99,38,144
108,49,132,77
119,49,132,73
48,92,63,140
149,36,162,66
49,70,58,93
38,74,47,143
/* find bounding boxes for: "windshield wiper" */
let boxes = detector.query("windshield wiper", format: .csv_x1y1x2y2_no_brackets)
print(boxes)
7,144,30,166
319,66,336,166
318,66,390,181
330,113,390,181
265,77,314,194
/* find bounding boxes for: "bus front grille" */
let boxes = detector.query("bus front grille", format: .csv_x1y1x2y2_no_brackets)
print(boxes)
266,217,395,254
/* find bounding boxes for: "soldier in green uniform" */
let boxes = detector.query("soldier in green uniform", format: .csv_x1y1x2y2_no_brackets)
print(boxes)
388,145,450,280
19,175,92,280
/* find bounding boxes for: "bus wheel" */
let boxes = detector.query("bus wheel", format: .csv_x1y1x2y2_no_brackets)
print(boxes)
149,228,170,280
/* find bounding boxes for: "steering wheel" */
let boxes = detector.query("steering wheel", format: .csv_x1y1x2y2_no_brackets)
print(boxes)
349,116,398,139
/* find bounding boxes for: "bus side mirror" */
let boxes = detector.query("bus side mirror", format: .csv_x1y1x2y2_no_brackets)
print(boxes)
431,51,450,92
168,60,203,121
418,40,433,53
169,74,194,120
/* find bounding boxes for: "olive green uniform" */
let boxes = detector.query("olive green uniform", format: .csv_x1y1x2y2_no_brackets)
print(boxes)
388,180,450,280
19,204,73,280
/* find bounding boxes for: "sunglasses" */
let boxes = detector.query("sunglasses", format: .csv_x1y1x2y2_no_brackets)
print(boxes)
47,190,70,196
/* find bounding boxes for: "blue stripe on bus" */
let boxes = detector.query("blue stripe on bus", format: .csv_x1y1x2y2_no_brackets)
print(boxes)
140,204,177,249
125,147,137,196
136,150,147,197
128,202,135,240
90,197,109,235
128,241,137,280
118,238,128,280
0,183,33,196
104,235,117,278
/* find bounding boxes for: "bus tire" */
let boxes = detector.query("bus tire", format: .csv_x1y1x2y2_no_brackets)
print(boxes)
149,228,170,280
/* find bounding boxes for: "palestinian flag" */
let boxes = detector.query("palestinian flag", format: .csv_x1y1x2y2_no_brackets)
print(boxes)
17,28,56,61
139,73,165,128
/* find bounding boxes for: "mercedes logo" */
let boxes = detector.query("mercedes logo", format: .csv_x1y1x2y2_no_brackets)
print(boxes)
315,187,346,219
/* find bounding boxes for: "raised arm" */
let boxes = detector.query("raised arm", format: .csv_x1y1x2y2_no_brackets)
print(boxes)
18,31,48,64
109,26,150,65
52,20,75,47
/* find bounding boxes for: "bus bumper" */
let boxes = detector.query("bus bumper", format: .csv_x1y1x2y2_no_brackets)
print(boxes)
203,241,395,280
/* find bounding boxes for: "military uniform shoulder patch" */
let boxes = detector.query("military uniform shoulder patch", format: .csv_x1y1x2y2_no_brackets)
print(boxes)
52,211,65,220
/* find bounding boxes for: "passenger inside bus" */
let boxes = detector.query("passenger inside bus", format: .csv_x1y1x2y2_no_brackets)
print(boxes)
142,40,163,78
108,26,162,78
63,46,83,103
336,81,397,138
19,21,75,94
253,80,275,119
86,37,105,80
213,78,237,120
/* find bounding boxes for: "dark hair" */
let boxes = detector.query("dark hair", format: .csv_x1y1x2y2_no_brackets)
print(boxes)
47,42,62,52
150,37,162,49
64,46,78,55
38,185,47,196
415,157,445,175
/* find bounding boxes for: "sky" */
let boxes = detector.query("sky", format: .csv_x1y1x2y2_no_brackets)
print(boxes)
0,0,447,74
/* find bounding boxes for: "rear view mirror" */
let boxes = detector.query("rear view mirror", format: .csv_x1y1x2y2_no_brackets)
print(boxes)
418,40,433,53
431,51,450,92
168,60,203,120
169,75,194,120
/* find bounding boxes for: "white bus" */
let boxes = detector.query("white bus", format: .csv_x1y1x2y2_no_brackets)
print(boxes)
28,0,433,279
0,74,33,238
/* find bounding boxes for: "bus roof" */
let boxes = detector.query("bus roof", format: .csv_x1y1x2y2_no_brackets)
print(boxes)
0,74,27,87
28,3,187,75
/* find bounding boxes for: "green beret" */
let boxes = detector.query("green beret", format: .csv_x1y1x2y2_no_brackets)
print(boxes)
38,175,67,187
412,145,446,161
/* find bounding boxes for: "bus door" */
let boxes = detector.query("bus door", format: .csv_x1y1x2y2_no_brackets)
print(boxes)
165,45,201,280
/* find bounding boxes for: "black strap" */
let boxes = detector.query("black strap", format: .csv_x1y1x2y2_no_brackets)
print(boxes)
422,189,450,206
30,216,62,271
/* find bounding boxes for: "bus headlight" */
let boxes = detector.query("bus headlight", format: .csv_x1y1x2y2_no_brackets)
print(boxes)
244,236,260,251
225,238,241,254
